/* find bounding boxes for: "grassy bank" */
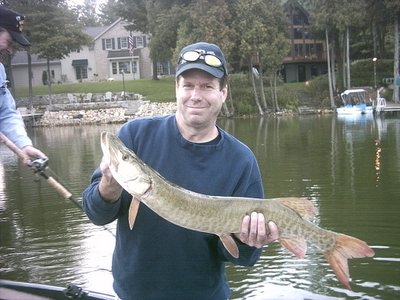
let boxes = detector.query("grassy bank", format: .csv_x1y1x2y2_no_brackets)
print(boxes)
15,77,176,102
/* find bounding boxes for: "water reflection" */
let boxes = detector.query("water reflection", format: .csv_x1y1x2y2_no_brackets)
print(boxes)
219,115,400,299
0,116,399,299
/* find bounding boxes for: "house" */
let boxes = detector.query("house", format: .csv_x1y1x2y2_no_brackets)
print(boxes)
282,0,328,82
10,19,173,87
11,52,61,87
11,1,324,86
237,1,327,83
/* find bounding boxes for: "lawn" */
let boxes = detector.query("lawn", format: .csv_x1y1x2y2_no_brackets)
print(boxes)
15,77,176,102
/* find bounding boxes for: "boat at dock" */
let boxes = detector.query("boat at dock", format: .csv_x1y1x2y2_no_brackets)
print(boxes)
336,89,374,115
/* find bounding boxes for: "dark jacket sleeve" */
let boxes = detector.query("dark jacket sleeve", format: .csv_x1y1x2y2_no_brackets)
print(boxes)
82,167,123,226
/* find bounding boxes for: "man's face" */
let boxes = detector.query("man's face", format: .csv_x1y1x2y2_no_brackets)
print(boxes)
175,69,227,128
0,30,14,54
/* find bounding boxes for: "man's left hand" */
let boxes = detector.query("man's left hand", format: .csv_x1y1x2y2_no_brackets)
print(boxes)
235,212,279,248
21,145,47,165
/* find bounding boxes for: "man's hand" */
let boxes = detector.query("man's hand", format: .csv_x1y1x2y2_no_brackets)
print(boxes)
98,157,123,203
235,212,279,248
21,145,47,165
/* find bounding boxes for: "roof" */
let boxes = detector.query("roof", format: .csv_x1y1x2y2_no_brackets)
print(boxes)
107,49,140,58
341,89,367,95
11,51,60,65
94,18,123,40
85,26,108,38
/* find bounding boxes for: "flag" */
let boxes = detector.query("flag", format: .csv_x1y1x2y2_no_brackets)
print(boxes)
129,32,134,55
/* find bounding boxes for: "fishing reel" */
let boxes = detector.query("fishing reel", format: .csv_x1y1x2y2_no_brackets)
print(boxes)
31,157,49,173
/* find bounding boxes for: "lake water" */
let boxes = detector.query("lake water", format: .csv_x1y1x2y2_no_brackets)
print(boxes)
0,114,399,299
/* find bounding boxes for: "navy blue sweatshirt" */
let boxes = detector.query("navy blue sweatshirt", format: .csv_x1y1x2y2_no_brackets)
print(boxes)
83,115,264,300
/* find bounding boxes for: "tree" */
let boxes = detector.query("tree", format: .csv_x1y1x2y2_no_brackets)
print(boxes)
27,2,92,100
383,0,400,102
5,0,92,101
173,0,235,115
234,0,289,115
98,0,121,25
70,2,100,26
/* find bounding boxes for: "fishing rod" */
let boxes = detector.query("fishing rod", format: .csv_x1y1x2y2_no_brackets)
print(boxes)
0,131,115,236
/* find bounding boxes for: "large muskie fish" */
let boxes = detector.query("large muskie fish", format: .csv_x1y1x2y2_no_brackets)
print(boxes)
100,131,374,289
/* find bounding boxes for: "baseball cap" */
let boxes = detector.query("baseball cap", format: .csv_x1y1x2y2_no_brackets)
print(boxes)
176,42,227,79
0,6,30,46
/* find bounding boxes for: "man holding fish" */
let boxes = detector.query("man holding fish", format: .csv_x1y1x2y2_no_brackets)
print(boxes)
83,42,279,299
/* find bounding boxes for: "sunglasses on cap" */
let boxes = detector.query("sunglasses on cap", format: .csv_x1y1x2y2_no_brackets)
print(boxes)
180,50,224,69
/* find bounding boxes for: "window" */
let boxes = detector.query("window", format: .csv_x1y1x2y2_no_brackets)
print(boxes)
132,60,137,74
293,28,303,39
136,36,144,48
112,60,137,75
157,62,171,76
112,62,118,75
119,61,131,74
75,66,88,80
105,38,113,50
120,37,128,49
311,65,318,77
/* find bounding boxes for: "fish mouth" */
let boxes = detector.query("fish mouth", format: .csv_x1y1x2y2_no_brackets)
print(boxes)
101,132,119,167
100,132,111,164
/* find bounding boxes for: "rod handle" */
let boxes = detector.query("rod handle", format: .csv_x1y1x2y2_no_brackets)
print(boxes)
46,176,73,199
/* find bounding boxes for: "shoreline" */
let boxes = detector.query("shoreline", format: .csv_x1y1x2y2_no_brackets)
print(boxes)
21,98,334,127
23,101,178,127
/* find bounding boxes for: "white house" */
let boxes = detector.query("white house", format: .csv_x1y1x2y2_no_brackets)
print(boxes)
10,19,172,87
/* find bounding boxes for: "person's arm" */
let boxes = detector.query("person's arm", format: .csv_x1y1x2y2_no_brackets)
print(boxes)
217,150,278,265
0,66,46,162
217,215,278,266
82,160,125,226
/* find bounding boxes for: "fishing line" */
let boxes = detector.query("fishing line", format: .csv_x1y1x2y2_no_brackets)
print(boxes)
0,132,116,237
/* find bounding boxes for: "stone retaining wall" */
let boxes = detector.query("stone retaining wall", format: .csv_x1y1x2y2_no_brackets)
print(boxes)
33,101,177,127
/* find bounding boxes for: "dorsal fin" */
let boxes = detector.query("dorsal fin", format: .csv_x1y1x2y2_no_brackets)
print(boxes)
276,197,317,219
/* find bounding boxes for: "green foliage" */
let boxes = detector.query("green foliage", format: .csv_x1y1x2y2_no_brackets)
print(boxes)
351,59,394,88
228,74,301,114
173,0,235,68
303,75,331,107
228,74,258,115
275,87,300,110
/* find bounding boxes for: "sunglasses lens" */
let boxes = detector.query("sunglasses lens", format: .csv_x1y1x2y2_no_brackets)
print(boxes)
182,51,200,62
180,50,224,72
204,55,222,67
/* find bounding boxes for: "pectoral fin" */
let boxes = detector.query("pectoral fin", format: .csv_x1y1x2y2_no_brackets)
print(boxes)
128,197,140,230
279,237,307,259
219,233,239,258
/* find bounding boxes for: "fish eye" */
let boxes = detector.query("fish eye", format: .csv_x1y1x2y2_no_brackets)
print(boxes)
122,153,129,161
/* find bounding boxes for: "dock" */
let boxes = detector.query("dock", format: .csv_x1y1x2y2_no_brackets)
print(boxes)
375,101,400,113
21,112,44,126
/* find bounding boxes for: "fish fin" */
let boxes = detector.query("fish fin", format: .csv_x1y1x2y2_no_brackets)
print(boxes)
128,197,141,230
279,238,307,259
324,233,374,290
219,233,239,259
276,197,317,219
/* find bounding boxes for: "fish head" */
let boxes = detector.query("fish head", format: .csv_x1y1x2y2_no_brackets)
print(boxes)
101,131,152,198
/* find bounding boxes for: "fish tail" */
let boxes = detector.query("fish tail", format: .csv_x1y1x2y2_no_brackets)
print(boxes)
324,233,374,289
